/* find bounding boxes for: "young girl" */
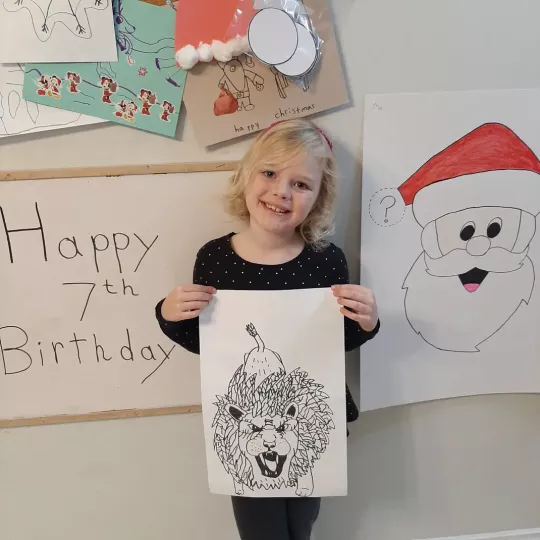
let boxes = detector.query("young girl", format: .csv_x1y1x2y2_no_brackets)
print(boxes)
155,118,380,540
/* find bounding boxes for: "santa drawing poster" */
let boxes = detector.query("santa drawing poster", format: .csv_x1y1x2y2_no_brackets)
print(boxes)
359,89,540,411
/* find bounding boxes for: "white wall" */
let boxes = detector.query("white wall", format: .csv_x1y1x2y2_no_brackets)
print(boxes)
1,1,540,538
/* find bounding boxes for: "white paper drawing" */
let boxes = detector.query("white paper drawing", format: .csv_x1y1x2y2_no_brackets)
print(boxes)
360,90,540,411
200,289,347,498
0,63,104,138
398,122,539,353
0,0,117,63
213,323,333,497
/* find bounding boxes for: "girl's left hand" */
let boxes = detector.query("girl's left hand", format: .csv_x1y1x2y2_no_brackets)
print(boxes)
331,284,378,332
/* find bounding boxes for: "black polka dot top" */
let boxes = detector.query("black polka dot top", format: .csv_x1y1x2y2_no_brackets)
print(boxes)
156,232,380,427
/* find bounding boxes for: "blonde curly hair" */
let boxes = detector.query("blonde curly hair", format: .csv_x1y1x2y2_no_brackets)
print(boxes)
225,118,338,249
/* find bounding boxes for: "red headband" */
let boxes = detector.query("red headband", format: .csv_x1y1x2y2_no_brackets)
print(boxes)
258,120,334,152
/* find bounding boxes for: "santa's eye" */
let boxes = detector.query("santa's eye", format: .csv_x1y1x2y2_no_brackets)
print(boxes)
487,218,502,238
460,222,475,241
276,424,286,433
250,424,262,433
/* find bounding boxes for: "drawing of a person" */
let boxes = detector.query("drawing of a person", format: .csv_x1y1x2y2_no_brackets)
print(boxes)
217,58,264,112
100,76,117,104
36,75,49,96
160,101,174,122
398,123,540,352
49,75,61,99
138,89,156,116
114,100,127,118
66,72,81,93
125,101,137,122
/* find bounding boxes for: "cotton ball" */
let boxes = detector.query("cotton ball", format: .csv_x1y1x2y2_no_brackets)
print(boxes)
197,42,214,63
175,45,199,69
240,34,251,54
211,40,233,62
228,37,248,57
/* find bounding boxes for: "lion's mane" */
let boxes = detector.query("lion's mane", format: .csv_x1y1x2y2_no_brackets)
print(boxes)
212,366,335,490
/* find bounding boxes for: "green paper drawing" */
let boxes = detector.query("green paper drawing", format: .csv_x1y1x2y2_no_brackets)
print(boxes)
22,0,186,137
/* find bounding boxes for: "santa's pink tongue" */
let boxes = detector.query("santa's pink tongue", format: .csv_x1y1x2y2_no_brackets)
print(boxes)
464,283,480,293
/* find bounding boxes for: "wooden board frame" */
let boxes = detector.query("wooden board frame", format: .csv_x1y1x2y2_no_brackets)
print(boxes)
0,161,238,428
0,405,203,428
0,161,239,182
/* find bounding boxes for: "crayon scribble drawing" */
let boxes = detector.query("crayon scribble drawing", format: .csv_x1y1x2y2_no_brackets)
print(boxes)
212,323,334,497
0,0,117,62
22,0,186,137
0,63,104,138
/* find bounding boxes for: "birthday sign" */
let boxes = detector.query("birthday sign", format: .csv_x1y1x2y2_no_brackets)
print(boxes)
0,170,231,423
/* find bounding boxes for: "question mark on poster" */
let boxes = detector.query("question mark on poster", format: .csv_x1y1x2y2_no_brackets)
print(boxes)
368,188,405,227
379,195,396,223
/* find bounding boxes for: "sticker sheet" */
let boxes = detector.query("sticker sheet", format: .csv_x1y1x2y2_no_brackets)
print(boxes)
22,0,186,137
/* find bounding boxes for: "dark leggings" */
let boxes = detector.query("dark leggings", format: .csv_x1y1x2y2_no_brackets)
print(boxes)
231,496,321,540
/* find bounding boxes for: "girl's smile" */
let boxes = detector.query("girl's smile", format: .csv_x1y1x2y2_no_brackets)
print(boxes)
260,201,290,214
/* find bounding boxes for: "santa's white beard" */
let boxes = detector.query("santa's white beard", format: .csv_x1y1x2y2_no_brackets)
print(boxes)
403,252,535,352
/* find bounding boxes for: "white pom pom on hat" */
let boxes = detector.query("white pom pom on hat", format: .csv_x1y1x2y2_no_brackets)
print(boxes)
197,42,214,63
211,40,234,63
174,45,199,70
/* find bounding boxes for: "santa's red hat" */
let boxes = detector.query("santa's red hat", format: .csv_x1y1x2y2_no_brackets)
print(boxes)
398,123,540,226
175,0,256,69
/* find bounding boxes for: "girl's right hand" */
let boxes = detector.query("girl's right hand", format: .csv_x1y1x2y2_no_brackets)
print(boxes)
161,284,216,321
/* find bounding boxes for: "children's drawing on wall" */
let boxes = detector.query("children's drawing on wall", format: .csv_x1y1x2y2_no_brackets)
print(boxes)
213,57,264,116
396,123,539,353
200,288,347,498
3,0,108,40
181,0,349,147
0,0,116,62
114,0,184,89
0,63,103,138
270,66,289,99
211,56,309,116
212,323,334,497
360,89,540,412
21,0,186,137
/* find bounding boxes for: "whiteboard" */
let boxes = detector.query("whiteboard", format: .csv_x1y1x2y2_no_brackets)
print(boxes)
0,171,235,423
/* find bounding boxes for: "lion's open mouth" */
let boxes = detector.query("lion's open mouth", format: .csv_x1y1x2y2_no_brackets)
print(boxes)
255,451,287,478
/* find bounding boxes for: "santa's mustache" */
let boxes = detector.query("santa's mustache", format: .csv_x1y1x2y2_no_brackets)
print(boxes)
425,246,529,277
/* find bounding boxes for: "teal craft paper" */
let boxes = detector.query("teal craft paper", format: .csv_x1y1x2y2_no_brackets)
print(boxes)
22,0,186,138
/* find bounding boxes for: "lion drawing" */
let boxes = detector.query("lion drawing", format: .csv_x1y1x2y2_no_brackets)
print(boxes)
211,323,335,497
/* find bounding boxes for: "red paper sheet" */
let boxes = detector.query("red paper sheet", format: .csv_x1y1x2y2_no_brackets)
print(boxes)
175,0,256,52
